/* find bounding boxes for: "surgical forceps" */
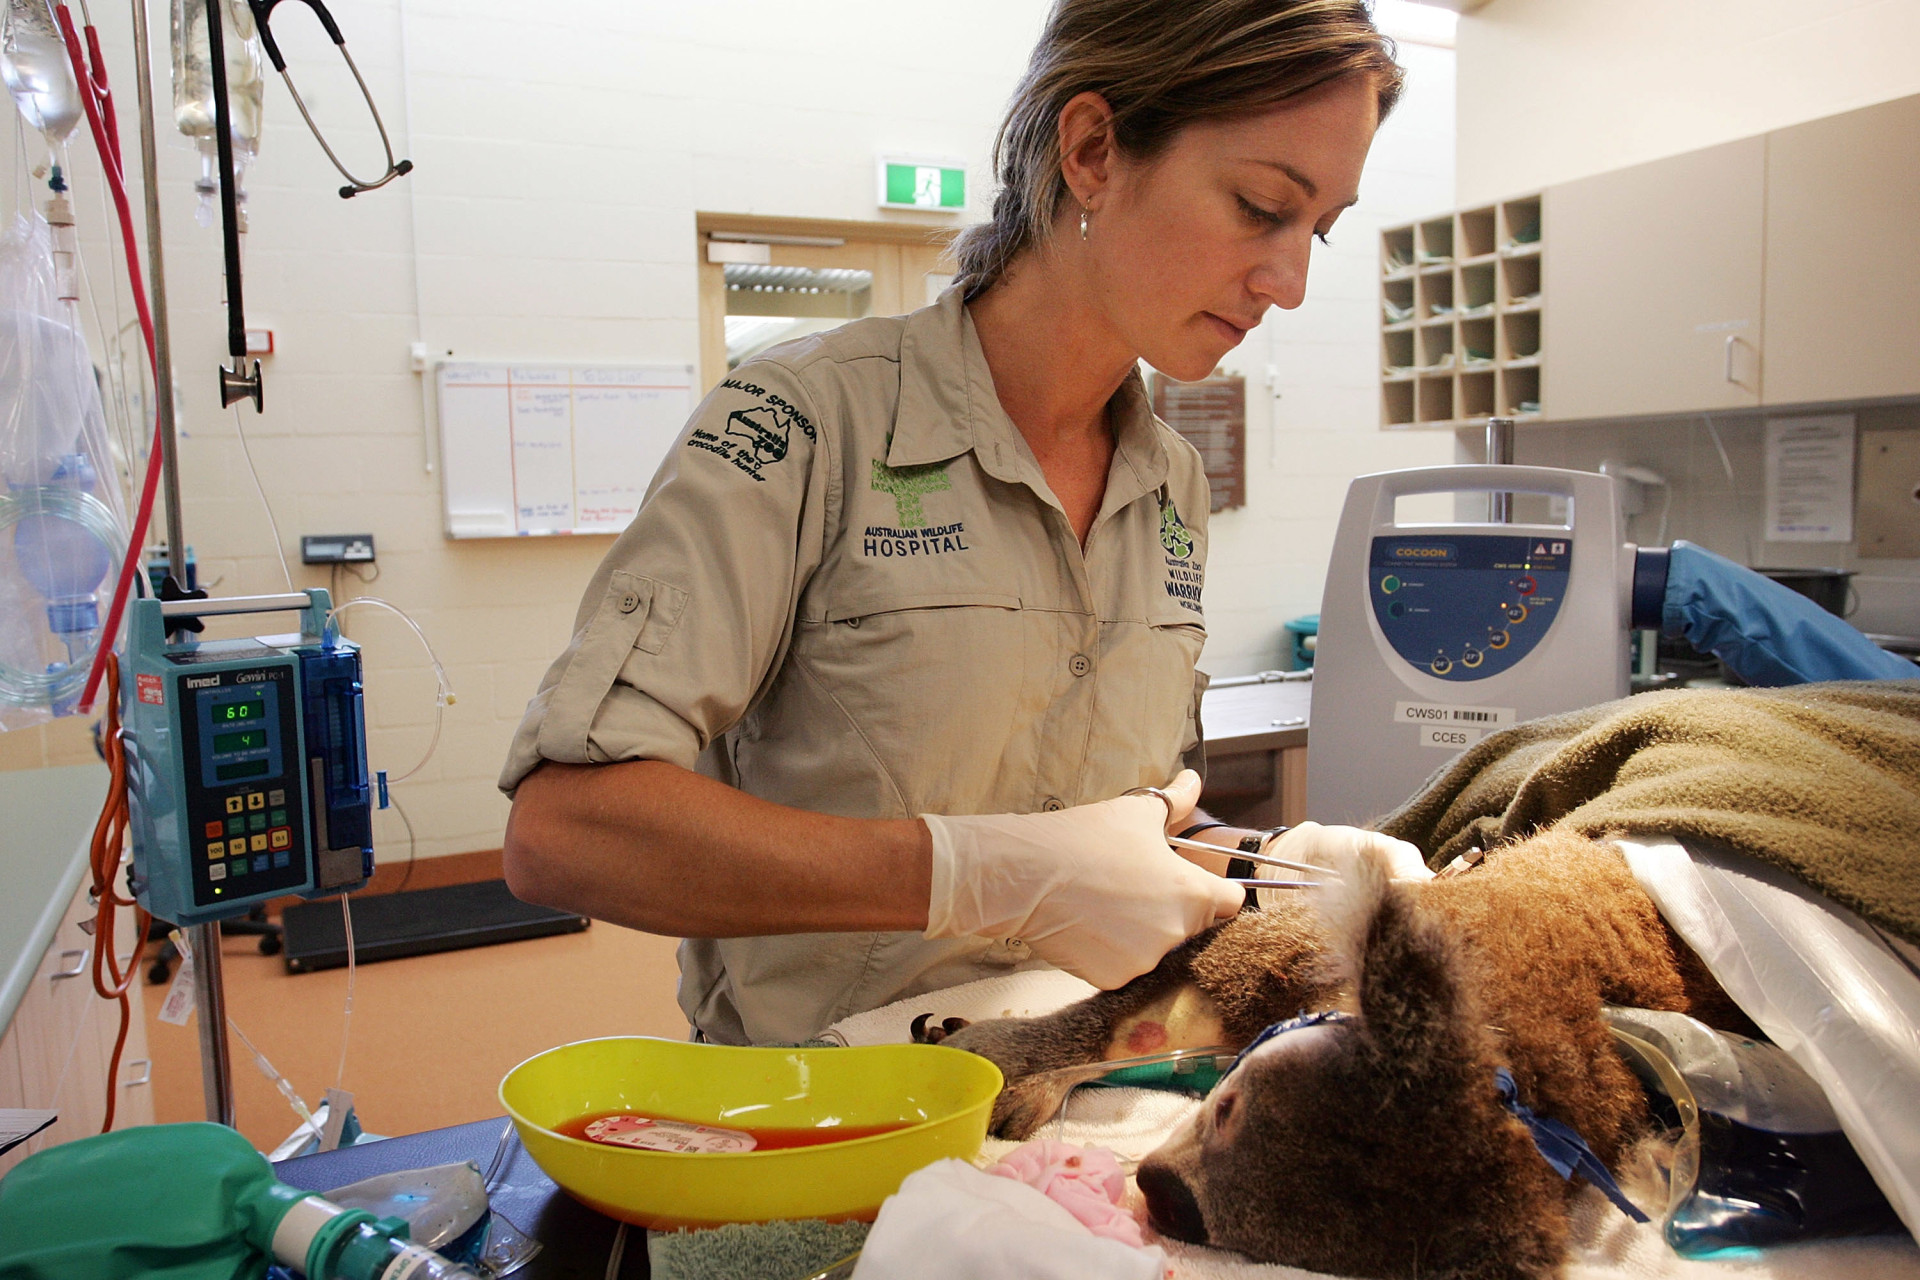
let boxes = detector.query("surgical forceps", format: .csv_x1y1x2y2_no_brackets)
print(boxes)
1166,834,1330,890
245,0,413,197
1125,785,1330,888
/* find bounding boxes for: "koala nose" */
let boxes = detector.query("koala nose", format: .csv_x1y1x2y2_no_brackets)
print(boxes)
1137,1159,1208,1245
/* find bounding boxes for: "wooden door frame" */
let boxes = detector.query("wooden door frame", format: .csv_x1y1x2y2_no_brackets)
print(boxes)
696,213,959,391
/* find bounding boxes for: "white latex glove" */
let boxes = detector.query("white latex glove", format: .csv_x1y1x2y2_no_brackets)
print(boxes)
1251,821,1432,910
922,770,1245,989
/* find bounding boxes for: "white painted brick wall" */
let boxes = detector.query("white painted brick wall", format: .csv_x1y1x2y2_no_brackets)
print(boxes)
2,1,1454,852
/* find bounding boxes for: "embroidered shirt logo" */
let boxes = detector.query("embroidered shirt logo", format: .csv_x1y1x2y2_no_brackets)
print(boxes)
871,458,952,529
1160,496,1194,559
1160,493,1202,616
725,405,796,465
685,378,817,483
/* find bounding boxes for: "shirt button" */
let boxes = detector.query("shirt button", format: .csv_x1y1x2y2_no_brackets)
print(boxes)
618,591,641,614
1068,653,1092,677
846,616,862,629
1042,797,1065,812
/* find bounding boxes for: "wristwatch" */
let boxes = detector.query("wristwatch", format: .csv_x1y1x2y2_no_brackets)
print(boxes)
1226,827,1289,881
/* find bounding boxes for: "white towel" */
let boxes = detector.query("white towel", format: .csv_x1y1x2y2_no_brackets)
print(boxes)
820,969,1097,1046
851,1159,1168,1280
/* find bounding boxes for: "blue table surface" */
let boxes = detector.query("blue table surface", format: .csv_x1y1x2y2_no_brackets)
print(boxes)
276,1116,646,1278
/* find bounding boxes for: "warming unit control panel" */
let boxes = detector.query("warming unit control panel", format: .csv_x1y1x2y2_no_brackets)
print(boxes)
1368,534,1571,681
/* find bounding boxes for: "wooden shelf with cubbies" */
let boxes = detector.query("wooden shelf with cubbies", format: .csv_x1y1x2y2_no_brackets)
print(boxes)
1379,194,1543,428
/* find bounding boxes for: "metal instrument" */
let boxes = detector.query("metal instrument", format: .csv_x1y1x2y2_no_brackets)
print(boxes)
1165,834,1326,878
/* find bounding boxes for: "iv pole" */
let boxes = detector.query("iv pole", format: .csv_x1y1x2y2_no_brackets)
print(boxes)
128,0,237,1127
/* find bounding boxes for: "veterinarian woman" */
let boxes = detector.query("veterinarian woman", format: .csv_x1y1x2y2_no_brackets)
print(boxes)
501,0,1406,1045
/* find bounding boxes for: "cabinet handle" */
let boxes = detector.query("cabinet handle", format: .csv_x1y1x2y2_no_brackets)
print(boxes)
50,948,89,980
122,1059,152,1088
1723,334,1736,383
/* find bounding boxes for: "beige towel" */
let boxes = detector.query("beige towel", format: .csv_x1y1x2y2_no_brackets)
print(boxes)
1378,682,1920,945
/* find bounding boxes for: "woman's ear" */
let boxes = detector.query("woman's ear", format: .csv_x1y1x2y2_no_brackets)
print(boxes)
1057,90,1117,212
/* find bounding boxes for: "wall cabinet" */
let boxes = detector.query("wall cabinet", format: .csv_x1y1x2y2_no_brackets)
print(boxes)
1379,197,1542,429
0,877,153,1180
1543,137,1766,420
1383,93,1920,427
1763,95,1920,407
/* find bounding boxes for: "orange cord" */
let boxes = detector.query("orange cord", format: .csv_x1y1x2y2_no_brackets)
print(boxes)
87,653,148,1132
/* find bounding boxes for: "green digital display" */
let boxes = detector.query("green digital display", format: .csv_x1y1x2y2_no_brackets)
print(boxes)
215,759,270,781
219,697,267,723
213,728,266,754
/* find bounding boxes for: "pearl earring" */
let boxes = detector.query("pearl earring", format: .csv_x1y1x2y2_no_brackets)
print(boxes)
1080,204,1090,241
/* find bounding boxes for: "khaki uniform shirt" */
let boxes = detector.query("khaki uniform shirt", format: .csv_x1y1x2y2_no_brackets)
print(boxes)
500,289,1212,1044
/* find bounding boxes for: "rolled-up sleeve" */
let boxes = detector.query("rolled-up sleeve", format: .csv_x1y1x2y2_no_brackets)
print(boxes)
499,360,833,794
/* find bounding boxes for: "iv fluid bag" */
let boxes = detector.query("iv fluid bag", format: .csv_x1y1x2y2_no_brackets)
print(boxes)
0,0,81,146
0,213,128,725
171,0,263,152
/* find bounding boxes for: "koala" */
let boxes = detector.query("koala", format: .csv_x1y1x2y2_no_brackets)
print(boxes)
934,830,1753,1278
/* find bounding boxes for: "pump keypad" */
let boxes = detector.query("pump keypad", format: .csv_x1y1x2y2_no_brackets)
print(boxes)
174,668,309,906
1369,535,1571,683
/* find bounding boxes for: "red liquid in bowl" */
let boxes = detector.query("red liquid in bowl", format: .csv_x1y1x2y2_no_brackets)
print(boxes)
556,1109,913,1153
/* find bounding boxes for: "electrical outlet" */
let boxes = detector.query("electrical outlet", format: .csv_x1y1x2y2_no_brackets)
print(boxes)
302,534,376,565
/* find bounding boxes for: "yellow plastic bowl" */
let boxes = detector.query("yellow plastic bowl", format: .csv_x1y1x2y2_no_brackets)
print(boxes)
498,1036,1003,1229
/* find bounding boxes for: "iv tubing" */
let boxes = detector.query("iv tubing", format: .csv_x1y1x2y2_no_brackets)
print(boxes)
54,3,171,715
325,597,454,783
336,895,354,1089
84,654,148,1132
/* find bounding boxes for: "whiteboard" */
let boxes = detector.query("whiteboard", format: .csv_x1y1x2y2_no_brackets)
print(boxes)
436,362,697,538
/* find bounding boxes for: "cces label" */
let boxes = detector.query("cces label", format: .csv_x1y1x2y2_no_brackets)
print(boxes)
1394,700,1515,750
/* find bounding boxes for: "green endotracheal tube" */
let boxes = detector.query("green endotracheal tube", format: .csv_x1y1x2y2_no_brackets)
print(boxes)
331,1230,482,1280
271,1194,483,1280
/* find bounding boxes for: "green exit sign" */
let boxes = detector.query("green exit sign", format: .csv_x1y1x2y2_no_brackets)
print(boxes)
878,157,966,210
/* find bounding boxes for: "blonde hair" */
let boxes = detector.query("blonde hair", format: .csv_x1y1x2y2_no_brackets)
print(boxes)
954,0,1404,298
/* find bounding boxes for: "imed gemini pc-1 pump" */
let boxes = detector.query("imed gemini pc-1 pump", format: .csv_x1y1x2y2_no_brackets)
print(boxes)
124,588,373,924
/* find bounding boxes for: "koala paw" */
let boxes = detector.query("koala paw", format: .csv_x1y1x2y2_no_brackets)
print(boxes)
909,1012,972,1044
985,1075,1076,1140
937,1017,1084,1139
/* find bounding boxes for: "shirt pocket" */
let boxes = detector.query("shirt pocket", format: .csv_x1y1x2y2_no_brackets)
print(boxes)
769,591,1027,813
1093,611,1207,782
537,569,692,762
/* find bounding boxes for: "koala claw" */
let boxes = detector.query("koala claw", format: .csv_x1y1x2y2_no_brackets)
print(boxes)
909,1012,972,1044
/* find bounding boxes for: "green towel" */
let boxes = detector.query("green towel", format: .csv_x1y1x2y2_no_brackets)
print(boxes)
647,1220,869,1280
1377,681,1920,945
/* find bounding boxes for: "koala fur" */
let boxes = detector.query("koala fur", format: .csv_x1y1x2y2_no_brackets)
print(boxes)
936,829,1753,1278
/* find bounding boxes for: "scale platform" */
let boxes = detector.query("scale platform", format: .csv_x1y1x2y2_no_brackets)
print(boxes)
280,880,588,972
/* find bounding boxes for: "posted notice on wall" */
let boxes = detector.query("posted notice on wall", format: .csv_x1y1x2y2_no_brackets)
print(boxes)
1764,414,1855,543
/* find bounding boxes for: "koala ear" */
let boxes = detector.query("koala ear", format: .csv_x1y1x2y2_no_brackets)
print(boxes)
1310,839,1481,1078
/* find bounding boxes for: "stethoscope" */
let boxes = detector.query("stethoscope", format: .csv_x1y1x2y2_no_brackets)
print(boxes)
245,0,414,198
202,0,414,411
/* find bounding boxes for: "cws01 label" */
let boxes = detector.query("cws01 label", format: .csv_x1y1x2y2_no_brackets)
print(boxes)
1394,701,1515,750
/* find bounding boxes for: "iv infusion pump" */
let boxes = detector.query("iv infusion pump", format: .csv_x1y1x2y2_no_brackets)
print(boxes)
124,589,374,925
